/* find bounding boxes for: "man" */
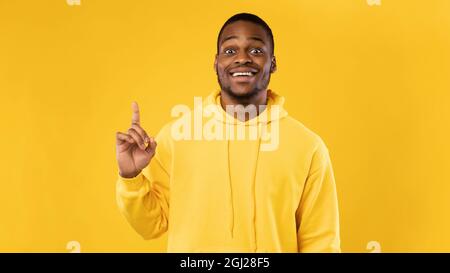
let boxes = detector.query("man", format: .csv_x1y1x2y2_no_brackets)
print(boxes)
115,13,340,252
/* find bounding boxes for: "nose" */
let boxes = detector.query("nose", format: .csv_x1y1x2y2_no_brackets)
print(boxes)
234,50,252,65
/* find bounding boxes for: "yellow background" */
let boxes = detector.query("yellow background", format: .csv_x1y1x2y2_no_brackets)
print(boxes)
1,0,449,252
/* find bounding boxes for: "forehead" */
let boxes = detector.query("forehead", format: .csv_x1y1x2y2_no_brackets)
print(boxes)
219,20,270,45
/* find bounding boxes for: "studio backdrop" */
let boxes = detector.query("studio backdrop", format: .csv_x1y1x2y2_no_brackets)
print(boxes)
0,0,449,252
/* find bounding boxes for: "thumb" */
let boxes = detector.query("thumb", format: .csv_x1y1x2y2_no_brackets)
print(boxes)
145,137,157,154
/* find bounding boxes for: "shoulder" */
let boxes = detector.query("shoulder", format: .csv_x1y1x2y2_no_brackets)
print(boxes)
281,115,329,153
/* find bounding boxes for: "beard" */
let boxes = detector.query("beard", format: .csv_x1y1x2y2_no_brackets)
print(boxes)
217,72,271,102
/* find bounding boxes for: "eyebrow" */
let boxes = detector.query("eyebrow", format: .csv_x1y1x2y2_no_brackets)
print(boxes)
221,35,266,45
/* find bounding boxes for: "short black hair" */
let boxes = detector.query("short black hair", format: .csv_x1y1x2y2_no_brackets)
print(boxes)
217,13,275,56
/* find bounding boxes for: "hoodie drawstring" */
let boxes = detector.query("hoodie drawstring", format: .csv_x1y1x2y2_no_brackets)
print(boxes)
250,134,262,252
226,125,263,252
226,139,234,238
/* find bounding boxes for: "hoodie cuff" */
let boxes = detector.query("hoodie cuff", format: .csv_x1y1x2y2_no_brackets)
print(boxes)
117,172,145,191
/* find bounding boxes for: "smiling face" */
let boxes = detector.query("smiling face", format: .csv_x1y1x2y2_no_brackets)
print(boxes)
215,20,276,100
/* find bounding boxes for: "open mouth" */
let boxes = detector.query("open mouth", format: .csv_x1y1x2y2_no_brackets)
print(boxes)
230,71,256,77
228,68,259,79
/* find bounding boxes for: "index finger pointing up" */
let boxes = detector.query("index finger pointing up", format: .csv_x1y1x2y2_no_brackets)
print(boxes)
131,101,140,125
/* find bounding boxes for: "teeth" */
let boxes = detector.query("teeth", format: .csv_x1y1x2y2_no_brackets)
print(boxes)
232,72,254,77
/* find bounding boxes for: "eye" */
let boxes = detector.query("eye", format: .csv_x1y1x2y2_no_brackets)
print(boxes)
224,48,236,55
250,48,263,54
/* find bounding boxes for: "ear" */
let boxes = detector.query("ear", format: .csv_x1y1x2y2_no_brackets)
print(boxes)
214,54,218,74
270,55,277,73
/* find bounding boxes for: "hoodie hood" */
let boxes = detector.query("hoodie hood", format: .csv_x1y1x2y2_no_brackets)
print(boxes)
203,89,288,251
203,89,288,126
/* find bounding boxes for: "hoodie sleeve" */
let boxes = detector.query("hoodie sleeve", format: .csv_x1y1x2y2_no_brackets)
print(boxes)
296,139,341,253
116,130,171,240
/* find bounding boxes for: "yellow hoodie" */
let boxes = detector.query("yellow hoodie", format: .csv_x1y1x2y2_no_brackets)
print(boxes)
116,90,340,252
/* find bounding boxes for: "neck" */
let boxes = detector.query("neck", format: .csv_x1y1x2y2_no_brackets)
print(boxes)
220,89,268,122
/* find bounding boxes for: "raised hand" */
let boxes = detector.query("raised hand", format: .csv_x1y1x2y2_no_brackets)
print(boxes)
116,102,157,178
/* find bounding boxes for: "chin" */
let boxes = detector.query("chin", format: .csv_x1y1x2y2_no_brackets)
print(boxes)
231,89,251,97
229,86,260,98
